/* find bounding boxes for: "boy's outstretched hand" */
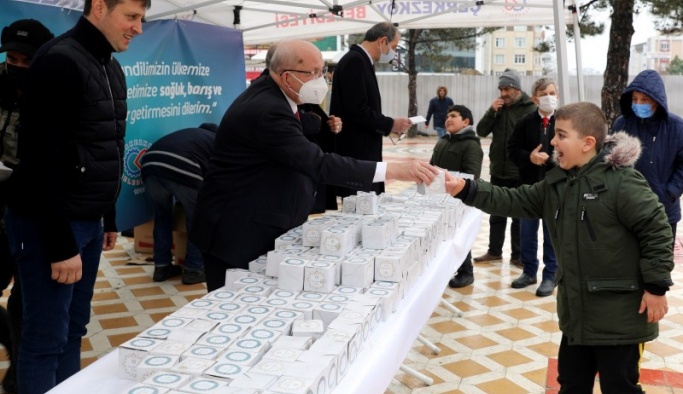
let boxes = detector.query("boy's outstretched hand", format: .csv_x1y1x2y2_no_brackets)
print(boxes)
444,172,466,197
640,291,669,323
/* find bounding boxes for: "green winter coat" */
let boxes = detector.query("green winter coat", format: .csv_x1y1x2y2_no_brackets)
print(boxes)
429,126,483,180
476,92,535,180
461,132,674,346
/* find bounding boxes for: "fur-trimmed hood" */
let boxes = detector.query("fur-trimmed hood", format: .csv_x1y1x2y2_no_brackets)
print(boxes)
601,131,641,169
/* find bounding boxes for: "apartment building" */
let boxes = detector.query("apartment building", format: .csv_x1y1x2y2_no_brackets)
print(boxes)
478,25,548,76
630,35,683,74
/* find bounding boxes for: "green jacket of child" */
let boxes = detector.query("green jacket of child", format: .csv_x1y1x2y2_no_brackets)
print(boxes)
429,125,483,180
459,132,674,346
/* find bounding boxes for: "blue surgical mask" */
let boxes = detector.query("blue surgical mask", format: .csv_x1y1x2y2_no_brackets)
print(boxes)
631,103,654,119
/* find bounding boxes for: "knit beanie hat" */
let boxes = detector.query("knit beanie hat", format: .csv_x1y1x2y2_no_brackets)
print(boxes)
0,19,54,58
498,68,521,90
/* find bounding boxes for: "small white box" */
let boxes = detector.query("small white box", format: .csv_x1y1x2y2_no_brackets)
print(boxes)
312,302,344,329
254,318,292,334
150,340,192,357
212,302,245,314
374,253,404,282
308,336,350,382
183,319,218,333
270,335,313,351
267,249,307,277
230,338,270,355
341,196,356,213
245,328,282,344
269,309,304,322
233,277,263,291
195,333,235,348
262,348,303,363
223,269,251,291
213,322,249,338
204,361,246,380
340,258,374,288
291,319,324,340
269,376,315,394
303,262,336,293
138,327,173,340
219,349,263,366
295,351,339,394
119,337,164,380
362,220,393,249
171,307,209,320
169,356,215,376
274,233,300,249
177,376,228,393
250,359,287,377
125,384,170,394
143,371,192,390
260,297,292,309
155,317,193,330
277,258,307,291
331,286,364,296
231,314,262,328
241,284,274,297
270,289,299,299
324,294,350,304
319,227,354,257
286,301,318,320
166,329,204,344
229,372,277,391
198,310,232,323
136,354,180,381
187,299,217,310
248,257,268,274
296,291,326,302
416,169,446,195
182,344,222,360
355,192,378,215
234,294,265,305
302,218,334,247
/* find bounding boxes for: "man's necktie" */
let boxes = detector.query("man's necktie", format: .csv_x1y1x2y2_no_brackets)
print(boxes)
542,117,549,129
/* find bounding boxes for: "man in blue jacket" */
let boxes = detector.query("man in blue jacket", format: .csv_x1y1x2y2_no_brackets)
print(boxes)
141,123,217,285
613,69,683,245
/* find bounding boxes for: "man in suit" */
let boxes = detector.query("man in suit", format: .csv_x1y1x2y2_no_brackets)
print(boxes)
192,40,438,292
330,22,413,198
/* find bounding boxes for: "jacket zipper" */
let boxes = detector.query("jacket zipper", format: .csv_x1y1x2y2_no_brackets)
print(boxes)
651,136,655,164
581,206,596,241
103,64,122,203
554,206,559,238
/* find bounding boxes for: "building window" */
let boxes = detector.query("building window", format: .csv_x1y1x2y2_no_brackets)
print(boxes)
661,40,670,52
514,54,526,64
514,25,527,32
514,37,526,48
495,38,505,48
495,54,505,64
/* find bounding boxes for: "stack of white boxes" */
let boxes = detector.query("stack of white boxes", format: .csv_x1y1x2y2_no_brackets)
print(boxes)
120,188,470,394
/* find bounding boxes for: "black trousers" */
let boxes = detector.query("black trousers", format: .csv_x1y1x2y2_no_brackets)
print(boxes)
557,335,644,394
487,176,520,259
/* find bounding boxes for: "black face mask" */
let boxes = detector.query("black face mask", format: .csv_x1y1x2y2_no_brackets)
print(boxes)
5,63,28,90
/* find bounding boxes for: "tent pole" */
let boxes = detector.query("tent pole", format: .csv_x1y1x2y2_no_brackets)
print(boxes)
571,0,585,101
553,0,571,106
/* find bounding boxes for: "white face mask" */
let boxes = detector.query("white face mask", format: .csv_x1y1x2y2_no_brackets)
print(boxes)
538,95,558,113
289,74,329,105
378,40,396,64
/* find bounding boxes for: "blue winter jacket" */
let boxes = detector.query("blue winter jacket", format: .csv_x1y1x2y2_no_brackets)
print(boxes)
613,69,683,224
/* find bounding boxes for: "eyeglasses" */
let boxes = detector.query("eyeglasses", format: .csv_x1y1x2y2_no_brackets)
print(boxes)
389,133,407,145
281,67,328,79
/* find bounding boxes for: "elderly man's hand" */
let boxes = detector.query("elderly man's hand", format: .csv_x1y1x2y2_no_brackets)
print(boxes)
386,160,438,185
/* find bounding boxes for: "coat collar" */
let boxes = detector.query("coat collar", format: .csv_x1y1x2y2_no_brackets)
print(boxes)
71,17,116,64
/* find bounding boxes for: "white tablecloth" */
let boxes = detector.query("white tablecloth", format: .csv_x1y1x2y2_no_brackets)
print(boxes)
48,207,482,394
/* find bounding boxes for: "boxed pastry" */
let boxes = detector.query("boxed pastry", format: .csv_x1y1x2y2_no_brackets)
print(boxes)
302,217,335,247
361,219,393,249
319,227,354,257
341,195,356,213
119,337,164,380
291,319,324,340
303,262,336,293
274,233,300,250
355,192,378,215
176,376,229,393
340,257,374,288
169,356,215,376
142,371,192,390
277,258,307,291
136,354,180,381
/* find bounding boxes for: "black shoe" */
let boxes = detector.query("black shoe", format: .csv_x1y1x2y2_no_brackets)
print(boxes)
536,279,556,297
509,258,523,268
2,363,16,394
182,269,206,285
473,253,503,263
153,265,182,282
448,272,474,288
511,273,537,289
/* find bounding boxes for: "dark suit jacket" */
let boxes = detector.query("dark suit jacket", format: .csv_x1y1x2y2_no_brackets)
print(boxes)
191,75,376,273
330,44,394,197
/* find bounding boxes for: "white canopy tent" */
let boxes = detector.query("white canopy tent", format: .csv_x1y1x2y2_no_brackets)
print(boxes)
14,0,583,102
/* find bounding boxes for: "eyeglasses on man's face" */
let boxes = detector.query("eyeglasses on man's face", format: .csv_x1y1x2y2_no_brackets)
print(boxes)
281,67,328,79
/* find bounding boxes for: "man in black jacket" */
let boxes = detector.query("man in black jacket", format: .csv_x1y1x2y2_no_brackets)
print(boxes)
141,123,217,285
507,77,558,297
4,0,149,392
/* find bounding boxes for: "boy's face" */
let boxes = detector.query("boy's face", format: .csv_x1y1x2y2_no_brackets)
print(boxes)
445,111,469,134
551,119,595,170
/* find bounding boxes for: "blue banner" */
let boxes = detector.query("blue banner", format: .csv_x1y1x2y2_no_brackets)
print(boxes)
1,0,246,230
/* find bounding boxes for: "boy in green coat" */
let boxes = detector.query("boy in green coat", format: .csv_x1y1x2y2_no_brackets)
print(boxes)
429,105,483,288
446,102,673,393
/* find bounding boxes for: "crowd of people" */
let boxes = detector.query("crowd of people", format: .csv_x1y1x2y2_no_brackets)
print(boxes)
0,8,678,394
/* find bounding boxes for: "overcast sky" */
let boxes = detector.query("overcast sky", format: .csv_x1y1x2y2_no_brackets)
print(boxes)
566,9,658,73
